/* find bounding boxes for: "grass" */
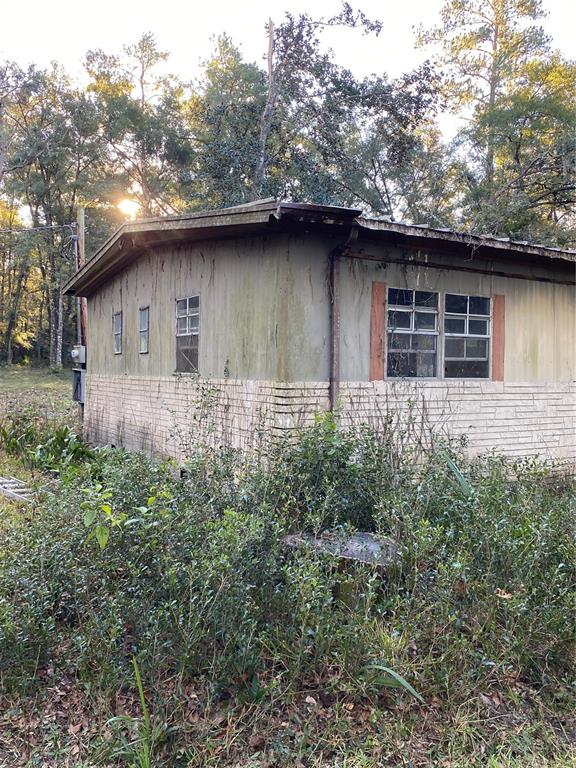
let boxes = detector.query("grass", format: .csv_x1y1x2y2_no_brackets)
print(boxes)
0,364,71,394
0,379,574,767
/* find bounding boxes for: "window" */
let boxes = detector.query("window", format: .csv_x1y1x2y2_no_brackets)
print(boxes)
444,294,490,378
385,288,492,379
387,289,438,378
175,296,199,372
139,306,150,354
113,311,122,354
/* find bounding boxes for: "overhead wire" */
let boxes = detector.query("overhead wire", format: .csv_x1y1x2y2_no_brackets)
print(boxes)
0,223,75,235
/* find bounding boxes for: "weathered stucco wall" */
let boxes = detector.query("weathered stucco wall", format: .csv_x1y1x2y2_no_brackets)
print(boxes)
85,374,576,463
338,256,575,382
87,232,333,382
87,231,575,385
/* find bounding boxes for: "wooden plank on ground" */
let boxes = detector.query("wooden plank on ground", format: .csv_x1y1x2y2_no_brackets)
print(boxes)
0,476,32,503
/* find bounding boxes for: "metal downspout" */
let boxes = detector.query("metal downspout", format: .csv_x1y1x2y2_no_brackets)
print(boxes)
329,226,359,412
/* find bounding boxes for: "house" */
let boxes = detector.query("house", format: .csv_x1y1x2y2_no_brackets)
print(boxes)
64,199,576,462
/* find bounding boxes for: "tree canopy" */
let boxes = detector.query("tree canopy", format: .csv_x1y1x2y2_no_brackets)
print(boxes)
0,1,574,365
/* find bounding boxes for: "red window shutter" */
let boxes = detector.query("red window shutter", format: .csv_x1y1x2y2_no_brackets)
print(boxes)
370,281,387,380
492,294,505,381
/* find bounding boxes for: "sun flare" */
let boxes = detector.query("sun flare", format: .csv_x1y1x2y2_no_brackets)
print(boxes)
117,199,141,219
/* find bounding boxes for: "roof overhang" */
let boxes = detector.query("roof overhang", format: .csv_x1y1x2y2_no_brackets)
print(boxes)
64,200,576,297
64,200,362,297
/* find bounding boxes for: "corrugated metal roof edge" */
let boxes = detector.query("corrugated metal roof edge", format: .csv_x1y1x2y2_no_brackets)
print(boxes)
359,217,576,261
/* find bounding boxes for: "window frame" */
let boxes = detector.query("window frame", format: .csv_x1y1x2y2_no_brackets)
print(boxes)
113,311,122,355
139,306,150,355
442,292,491,379
175,295,200,373
384,288,493,380
386,289,439,380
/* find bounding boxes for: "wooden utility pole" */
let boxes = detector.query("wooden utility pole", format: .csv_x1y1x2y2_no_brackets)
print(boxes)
77,206,88,346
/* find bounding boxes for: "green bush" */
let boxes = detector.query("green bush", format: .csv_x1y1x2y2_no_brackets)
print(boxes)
0,416,574,716
0,402,90,471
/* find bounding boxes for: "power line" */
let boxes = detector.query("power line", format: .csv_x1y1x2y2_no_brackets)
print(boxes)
0,223,75,235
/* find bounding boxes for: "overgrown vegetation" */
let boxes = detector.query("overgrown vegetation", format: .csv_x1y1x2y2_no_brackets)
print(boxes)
0,404,574,766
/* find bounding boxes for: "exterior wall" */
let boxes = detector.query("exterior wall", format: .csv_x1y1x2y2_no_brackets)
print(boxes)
84,230,574,463
87,232,334,382
339,257,575,382
85,374,576,463
87,232,575,386
84,374,329,456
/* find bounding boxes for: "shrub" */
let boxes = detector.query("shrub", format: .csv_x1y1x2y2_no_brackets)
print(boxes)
0,417,574,718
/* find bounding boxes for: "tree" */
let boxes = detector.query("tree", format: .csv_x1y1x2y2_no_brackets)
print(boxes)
419,0,576,242
185,36,266,208
86,33,194,216
3,65,103,366
250,4,383,200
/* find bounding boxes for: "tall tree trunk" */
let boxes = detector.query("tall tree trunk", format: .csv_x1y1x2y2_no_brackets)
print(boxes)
484,21,500,201
252,19,277,200
3,258,29,364
0,98,6,186
36,289,44,361
56,287,63,367
48,283,63,369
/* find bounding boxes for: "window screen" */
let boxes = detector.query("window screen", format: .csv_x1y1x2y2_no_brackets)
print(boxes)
175,296,199,372
139,307,149,354
113,311,122,355
386,289,438,378
444,294,490,378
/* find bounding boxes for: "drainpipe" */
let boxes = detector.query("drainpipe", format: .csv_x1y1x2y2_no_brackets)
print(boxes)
328,226,358,412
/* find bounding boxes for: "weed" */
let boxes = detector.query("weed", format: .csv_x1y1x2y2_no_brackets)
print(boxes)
0,410,574,765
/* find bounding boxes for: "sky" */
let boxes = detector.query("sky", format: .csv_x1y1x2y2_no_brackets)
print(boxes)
1,0,574,85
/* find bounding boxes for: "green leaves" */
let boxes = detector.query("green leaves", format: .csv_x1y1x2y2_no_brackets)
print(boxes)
94,524,110,550
82,508,97,528
445,454,475,498
361,662,425,705
418,0,576,243
81,484,125,550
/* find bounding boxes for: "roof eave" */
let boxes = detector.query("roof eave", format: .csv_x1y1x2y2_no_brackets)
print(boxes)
64,201,363,296
359,218,576,262
64,201,575,297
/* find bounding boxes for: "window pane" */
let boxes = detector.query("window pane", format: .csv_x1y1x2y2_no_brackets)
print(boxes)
388,310,411,329
387,352,415,378
189,295,200,310
415,312,436,330
468,318,488,335
445,337,465,359
415,291,437,308
411,334,436,351
445,360,489,378
445,294,468,314
188,314,200,333
469,296,490,315
176,334,198,372
177,317,188,335
388,288,413,306
445,316,466,334
139,307,149,332
139,330,149,354
388,332,410,350
387,350,436,378
466,338,488,359
176,299,188,317
415,352,436,377
113,312,122,333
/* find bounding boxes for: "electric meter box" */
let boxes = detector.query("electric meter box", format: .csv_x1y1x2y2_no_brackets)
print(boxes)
71,344,86,364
